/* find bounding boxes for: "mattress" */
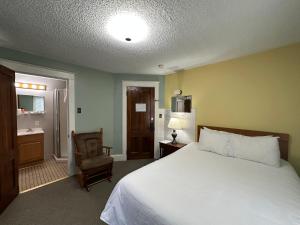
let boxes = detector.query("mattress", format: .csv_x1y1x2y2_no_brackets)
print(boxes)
101,142,300,225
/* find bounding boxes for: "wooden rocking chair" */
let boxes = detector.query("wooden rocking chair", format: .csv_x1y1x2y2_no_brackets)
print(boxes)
71,129,113,191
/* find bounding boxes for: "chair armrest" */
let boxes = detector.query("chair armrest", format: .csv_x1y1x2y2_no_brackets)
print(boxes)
75,151,83,156
102,146,112,156
74,151,83,166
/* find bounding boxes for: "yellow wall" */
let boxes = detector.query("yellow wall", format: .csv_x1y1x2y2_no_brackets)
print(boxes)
165,43,300,174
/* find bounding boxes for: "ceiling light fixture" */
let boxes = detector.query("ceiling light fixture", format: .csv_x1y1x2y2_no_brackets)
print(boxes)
106,13,149,43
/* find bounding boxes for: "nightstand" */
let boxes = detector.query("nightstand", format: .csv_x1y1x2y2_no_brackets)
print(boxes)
159,142,186,158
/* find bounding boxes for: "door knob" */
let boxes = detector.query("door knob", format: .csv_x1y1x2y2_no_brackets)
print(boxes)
150,117,154,130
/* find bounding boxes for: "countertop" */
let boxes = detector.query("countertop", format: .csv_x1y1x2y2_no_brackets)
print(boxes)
17,128,44,136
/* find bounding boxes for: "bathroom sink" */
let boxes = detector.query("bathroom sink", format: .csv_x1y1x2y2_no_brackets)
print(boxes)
17,128,44,136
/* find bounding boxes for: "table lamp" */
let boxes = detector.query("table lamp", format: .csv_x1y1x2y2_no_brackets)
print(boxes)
168,118,182,144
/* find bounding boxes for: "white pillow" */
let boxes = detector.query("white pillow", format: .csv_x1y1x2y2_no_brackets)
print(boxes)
200,127,235,156
200,127,281,167
198,128,231,156
230,135,280,167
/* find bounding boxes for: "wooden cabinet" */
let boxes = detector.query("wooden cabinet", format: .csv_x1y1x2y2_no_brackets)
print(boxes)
17,133,44,168
159,142,186,158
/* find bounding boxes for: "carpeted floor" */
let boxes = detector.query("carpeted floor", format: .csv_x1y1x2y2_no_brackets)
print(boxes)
0,159,153,225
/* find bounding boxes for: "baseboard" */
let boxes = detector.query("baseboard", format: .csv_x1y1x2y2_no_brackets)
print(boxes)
53,155,68,162
111,154,126,161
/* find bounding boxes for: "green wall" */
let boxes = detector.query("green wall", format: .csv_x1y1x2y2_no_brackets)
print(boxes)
0,47,165,154
0,47,115,147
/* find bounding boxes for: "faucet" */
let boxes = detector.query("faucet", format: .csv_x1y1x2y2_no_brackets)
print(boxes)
27,128,33,132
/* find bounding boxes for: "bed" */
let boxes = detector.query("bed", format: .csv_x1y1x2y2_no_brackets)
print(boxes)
101,125,300,225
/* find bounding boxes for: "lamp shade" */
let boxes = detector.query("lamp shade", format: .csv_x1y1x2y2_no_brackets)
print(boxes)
168,118,182,130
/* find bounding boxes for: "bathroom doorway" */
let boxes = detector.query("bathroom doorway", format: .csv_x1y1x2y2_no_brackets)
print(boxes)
16,73,69,193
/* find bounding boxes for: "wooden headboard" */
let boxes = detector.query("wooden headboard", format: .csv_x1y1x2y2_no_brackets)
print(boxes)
197,125,289,161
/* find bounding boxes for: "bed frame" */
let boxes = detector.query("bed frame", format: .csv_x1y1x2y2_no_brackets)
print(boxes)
197,125,289,161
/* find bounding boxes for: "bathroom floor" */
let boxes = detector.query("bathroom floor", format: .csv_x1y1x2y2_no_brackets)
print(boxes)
18,158,68,193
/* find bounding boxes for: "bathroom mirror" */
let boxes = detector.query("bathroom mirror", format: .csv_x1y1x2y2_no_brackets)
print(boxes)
17,95,45,113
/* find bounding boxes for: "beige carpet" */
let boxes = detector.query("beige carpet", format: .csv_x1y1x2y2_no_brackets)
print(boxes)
19,158,68,193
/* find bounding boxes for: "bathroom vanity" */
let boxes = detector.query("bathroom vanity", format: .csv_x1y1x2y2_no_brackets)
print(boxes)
17,128,44,168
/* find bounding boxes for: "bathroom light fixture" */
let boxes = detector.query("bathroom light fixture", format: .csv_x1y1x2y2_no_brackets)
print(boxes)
22,83,29,88
106,12,149,43
38,85,46,90
15,82,46,90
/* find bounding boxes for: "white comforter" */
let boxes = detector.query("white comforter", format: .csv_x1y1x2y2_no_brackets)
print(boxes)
101,142,300,225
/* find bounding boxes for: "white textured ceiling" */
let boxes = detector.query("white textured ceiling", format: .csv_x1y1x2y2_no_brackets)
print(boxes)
0,0,300,75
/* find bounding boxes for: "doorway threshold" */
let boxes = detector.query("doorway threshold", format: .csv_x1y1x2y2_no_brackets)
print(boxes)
20,176,69,194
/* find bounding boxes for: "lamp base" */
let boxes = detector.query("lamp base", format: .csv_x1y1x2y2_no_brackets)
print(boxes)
171,130,177,144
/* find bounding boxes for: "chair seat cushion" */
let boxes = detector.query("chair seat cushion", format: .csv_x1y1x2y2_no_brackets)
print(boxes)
80,155,113,170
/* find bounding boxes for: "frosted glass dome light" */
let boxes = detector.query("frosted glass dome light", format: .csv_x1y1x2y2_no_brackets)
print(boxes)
106,13,149,43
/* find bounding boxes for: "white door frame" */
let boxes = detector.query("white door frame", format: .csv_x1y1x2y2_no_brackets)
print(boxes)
0,58,76,175
122,81,160,160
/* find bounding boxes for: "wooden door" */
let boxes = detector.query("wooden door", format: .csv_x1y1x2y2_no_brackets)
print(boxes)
0,65,18,213
127,86,155,159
